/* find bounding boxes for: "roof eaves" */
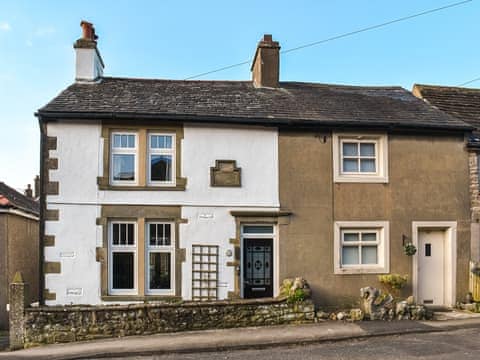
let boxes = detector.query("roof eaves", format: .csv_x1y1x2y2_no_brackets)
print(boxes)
35,110,474,131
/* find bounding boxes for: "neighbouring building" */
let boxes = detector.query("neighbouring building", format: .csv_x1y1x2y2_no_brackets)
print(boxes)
413,84,480,298
0,182,39,329
36,21,473,309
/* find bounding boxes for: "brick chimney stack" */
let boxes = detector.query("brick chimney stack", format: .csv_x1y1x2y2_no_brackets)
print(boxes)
251,34,280,88
73,20,104,82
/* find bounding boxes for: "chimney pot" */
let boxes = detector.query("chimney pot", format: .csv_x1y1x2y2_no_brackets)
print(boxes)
24,184,33,198
34,175,40,198
251,34,281,88
80,21,97,42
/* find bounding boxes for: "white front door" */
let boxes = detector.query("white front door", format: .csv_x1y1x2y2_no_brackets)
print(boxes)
418,230,445,305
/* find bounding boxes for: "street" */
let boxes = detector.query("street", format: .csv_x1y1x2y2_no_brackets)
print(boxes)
101,327,480,360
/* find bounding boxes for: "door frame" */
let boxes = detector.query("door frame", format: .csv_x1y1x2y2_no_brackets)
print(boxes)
412,221,457,307
240,224,279,299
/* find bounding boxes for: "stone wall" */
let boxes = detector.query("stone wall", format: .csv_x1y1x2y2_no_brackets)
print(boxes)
23,298,314,347
469,151,480,263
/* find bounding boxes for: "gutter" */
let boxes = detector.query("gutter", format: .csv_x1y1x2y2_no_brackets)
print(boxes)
35,111,474,132
0,208,39,221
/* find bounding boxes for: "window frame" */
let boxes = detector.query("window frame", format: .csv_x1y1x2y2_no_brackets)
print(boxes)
110,132,138,186
334,221,389,274
333,133,388,183
340,138,378,175
108,221,138,295
145,221,175,295
147,133,176,186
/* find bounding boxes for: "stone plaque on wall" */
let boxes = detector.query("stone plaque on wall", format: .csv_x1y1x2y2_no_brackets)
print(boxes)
210,160,241,187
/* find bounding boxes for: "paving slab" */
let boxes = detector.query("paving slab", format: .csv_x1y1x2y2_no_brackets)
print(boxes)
2,318,480,360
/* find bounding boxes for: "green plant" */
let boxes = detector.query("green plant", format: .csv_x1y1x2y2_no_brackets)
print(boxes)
378,274,408,298
287,288,306,304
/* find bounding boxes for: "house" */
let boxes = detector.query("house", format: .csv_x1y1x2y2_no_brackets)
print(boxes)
0,181,39,329
36,21,473,309
413,84,480,293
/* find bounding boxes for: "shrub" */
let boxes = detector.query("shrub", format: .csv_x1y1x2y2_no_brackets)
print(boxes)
378,274,408,298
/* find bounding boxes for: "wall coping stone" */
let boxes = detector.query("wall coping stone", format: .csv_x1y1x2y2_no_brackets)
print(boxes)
25,296,291,313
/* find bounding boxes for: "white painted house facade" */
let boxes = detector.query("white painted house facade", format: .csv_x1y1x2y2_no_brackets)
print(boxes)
44,121,279,304
38,22,474,308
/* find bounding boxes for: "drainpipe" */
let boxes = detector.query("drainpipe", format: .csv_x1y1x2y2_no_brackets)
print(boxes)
38,117,46,305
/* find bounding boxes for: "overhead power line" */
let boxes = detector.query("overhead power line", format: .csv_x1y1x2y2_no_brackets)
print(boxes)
185,0,473,80
458,77,480,87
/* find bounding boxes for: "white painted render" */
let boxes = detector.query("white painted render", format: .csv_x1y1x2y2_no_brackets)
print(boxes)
44,203,102,305
75,47,104,81
47,122,279,207
45,122,280,304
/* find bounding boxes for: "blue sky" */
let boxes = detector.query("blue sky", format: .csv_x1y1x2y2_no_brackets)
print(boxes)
0,0,478,190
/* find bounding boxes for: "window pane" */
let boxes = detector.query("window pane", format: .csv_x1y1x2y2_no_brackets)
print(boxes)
127,224,134,245
243,225,274,234
151,155,172,182
361,246,378,264
165,136,172,149
113,134,121,148
113,224,119,245
362,233,377,242
120,223,127,245
127,135,135,148
163,224,171,246
113,134,135,148
342,247,359,265
151,135,173,149
360,143,375,156
149,252,171,290
112,252,134,289
343,159,358,172
113,154,135,181
343,233,359,242
360,159,376,172
342,143,358,156
149,224,157,246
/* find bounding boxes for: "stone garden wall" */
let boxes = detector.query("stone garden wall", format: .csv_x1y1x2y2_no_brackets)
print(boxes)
22,298,314,347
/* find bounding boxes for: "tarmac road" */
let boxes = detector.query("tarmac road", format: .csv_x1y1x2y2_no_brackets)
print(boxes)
102,327,480,360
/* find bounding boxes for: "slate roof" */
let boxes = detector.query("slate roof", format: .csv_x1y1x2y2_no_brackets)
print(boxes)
0,182,39,217
413,84,480,130
37,77,471,131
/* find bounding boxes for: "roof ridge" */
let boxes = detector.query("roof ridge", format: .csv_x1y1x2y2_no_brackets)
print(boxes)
414,83,480,92
102,76,404,90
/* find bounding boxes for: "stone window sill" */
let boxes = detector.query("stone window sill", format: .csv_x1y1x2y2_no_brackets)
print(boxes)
101,295,182,302
97,177,187,191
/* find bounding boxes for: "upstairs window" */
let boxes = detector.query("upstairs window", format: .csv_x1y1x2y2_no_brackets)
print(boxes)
148,134,175,185
341,141,376,173
111,133,137,185
333,133,388,183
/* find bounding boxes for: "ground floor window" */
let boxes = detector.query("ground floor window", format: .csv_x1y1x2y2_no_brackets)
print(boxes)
334,221,389,274
146,222,175,295
109,221,137,295
108,220,175,296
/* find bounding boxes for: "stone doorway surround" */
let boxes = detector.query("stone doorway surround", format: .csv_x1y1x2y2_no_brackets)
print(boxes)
227,210,291,299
